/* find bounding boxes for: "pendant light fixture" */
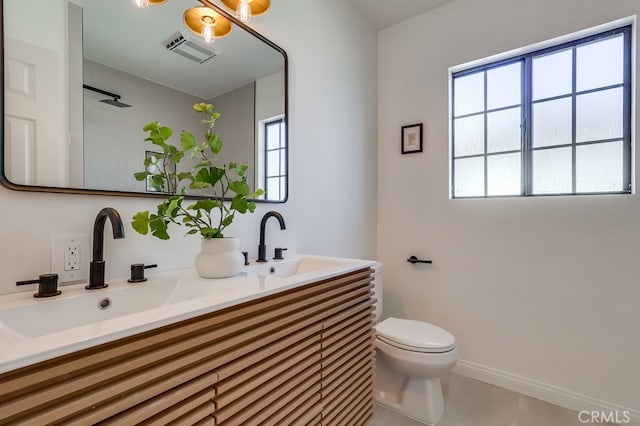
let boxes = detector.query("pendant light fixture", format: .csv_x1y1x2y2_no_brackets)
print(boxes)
183,6,232,44
219,0,270,23
135,0,167,8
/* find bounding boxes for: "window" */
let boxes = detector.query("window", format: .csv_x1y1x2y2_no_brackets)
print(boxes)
451,25,632,198
263,117,286,201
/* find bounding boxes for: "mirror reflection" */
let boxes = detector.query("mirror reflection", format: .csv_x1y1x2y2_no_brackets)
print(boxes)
2,0,287,201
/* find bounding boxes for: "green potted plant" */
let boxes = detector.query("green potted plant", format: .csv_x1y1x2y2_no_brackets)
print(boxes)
132,103,264,278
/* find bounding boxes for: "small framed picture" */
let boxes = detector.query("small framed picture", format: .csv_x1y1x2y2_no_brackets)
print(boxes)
401,123,423,154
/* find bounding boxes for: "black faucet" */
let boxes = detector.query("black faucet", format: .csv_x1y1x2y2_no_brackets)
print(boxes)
257,211,286,262
87,207,125,290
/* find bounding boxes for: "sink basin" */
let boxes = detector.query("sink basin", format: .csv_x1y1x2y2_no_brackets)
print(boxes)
241,255,354,278
0,253,375,373
0,273,229,341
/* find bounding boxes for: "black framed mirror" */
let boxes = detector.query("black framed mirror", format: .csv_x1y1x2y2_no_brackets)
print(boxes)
1,0,288,202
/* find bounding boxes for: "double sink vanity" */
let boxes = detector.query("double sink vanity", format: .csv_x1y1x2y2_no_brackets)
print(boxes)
0,0,377,422
0,254,377,425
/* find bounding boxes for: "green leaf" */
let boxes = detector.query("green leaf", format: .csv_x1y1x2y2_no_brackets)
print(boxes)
156,199,169,216
177,172,193,181
134,171,151,181
221,214,234,227
149,175,165,192
207,133,222,154
230,196,248,213
212,167,226,184
194,168,210,184
193,103,212,113
171,151,184,165
166,197,182,218
147,126,172,148
228,180,250,196
253,188,265,198
247,201,256,213
143,121,160,132
181,131,197,150
149,216,170,240
208,228,224,238
190,181,210,190
143,156,157,167
235,163,249,177
195,167,225,187
157,126,172,140
200,227,218,239
132,211,150,235
189,199,221,213
148,136,166,148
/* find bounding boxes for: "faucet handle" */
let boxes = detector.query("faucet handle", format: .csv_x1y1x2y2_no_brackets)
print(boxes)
128,263,158,283
274,247,288,260
16,273,61,298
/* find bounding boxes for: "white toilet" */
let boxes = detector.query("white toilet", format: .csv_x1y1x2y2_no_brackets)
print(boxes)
372,263,458,425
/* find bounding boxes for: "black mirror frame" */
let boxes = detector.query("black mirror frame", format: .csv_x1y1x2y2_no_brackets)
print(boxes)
0,0,289,203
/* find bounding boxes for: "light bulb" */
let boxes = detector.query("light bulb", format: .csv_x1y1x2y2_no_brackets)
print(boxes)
238,1,252,23
135,0,149,8
201,17,216,43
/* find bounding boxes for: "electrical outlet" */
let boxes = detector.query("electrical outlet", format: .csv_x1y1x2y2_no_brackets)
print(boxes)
52,235,90,283
65,243,80,271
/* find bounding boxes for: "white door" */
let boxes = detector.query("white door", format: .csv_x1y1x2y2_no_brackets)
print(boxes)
4,36,65,186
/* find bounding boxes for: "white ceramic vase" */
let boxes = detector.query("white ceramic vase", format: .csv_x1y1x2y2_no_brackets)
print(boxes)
194,237,244,278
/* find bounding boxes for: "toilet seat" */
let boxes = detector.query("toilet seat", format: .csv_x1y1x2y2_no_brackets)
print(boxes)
375,317,456,353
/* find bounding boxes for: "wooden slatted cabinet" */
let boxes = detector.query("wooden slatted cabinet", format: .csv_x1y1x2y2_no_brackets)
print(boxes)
0,268,375,425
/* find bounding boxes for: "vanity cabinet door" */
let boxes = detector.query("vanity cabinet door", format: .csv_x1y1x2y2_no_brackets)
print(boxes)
320,277,376,425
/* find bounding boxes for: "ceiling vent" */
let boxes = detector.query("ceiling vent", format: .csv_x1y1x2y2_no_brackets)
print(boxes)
164,31,219,64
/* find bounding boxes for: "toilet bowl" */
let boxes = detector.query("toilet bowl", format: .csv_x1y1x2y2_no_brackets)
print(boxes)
372,264,457,425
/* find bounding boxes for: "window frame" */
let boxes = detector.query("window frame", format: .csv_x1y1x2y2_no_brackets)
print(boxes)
450,25,632,198
263,116,287,201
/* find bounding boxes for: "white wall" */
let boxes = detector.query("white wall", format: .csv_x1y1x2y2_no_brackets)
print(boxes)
255,70,285,195
210,82,256,186
0,0,377,295
83,60,204,192
68,2,84,189
249,0,378,256
377,0,640,417
256,70,285,122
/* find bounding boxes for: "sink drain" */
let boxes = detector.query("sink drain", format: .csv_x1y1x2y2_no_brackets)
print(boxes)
98,297,112,310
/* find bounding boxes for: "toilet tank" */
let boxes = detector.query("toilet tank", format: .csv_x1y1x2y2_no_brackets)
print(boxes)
372,262,383,322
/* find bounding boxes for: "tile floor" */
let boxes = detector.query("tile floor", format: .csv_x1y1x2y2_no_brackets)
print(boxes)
371,373,617,426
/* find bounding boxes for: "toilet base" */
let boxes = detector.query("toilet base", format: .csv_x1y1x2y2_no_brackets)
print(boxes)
375,378,444,426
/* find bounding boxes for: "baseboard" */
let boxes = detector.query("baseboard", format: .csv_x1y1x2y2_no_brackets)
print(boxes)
453,359,640,426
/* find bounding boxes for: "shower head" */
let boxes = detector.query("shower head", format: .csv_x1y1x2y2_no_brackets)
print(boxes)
83,84,132,108
100,98,132,108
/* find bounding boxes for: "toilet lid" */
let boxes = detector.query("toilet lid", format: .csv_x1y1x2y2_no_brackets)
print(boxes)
375,317,456,352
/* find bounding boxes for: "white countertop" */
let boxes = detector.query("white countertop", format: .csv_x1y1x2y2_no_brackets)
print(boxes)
0,254,376,374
